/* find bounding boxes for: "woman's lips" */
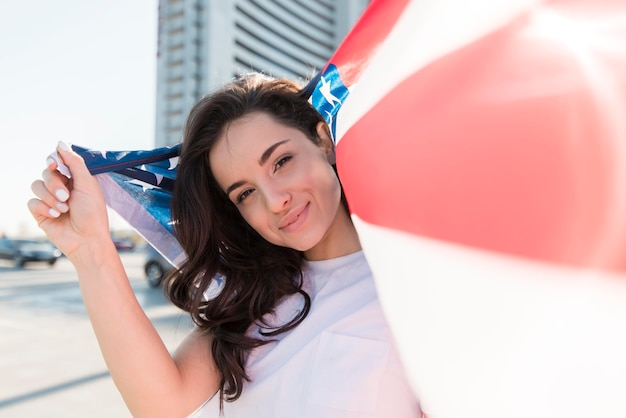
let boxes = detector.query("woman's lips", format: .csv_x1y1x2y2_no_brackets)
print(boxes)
279,203,310,233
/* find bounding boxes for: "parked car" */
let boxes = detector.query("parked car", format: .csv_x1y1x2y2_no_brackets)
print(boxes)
143,245,173,287
113,238,136,252
0,238,62,268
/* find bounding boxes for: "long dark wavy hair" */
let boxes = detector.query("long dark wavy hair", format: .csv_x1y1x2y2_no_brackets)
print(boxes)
166,73,331,406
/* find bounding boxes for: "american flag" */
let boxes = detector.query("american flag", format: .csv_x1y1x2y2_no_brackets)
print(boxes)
70,144,186,267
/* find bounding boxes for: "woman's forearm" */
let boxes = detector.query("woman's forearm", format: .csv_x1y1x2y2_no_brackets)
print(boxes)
71,240,216,417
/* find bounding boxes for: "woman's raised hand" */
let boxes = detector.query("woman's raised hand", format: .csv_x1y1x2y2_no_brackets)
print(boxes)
27,141,111,260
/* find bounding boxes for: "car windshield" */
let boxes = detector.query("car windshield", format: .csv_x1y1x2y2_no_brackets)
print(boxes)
15,240,56,251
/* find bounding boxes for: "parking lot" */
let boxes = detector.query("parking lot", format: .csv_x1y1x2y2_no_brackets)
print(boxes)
0,250,193,417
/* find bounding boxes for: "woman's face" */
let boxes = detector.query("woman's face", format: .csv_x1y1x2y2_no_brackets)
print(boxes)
210,112,353,260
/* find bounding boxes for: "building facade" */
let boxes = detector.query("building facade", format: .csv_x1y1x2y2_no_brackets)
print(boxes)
154,0,369,147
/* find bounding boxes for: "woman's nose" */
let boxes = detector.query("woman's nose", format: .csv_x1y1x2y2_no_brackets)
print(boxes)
264,184,291,213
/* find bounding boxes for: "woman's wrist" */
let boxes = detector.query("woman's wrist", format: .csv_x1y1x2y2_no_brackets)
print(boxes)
67,236,120,272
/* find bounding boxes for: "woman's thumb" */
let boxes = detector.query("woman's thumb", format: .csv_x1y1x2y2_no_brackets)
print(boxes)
54,141,91,180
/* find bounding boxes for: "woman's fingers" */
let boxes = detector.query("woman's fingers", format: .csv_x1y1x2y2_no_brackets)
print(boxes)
26,195,59,223
54,141,93,187
28,140,100,224
30,178,69,218
35,141,100,213
33,150,72,216
28,142,111,258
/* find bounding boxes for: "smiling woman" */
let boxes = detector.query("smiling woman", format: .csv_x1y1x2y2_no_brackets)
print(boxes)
209,112,344,257
27,73,421,418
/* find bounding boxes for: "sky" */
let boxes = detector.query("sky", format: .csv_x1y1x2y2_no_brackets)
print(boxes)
0,0,158,237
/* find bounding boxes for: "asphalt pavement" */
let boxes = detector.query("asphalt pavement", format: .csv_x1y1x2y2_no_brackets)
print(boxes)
0,250,193,417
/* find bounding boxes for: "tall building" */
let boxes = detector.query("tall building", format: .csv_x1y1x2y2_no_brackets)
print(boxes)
155,0,369,147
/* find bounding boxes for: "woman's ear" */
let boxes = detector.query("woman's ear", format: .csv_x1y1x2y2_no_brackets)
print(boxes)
316,121,336,165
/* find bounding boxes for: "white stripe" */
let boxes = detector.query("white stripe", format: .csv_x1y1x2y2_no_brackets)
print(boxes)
97,174,187,267
335,0,542,144
354,215,626,418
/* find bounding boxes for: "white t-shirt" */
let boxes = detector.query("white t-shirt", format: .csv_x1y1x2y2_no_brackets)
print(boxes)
190,251,420,417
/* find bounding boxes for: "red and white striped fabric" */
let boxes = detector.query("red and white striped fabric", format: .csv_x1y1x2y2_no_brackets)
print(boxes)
321,0,626,416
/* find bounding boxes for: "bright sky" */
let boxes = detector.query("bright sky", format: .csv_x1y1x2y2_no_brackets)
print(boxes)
0,0,157,237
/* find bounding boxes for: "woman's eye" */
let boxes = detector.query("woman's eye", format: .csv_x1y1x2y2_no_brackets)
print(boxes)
274,155,292,171
236,189,254,204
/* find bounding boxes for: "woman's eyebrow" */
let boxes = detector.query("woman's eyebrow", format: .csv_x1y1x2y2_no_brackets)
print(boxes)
259,139,289,166
225,139,291,196
225,180,245,197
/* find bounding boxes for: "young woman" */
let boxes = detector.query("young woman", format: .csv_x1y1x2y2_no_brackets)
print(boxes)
28,73,421,417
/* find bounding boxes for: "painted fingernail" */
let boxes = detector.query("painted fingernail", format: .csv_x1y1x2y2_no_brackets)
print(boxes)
58,141,72,152
56,202,69,212
50,151,71,179
48,208,61,218
55,189,69,202
46,157,55,167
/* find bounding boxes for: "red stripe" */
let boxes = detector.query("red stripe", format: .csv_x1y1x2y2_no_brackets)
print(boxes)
326,0,412,86
337,7,626,270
